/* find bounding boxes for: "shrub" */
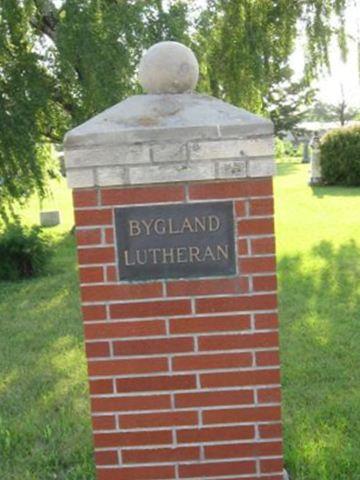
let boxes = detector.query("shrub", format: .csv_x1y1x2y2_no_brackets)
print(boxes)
275,137,302,161
320,125,360,186
0,224,52,281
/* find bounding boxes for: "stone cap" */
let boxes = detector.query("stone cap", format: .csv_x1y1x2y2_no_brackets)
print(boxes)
64,42,274,189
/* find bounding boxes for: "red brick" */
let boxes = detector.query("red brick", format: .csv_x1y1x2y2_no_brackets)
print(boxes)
179,460,256,478
203,406,282,425
106,265,117,282
255,313,278,329
173,352,252,372
105,228,114,243
256,350,280,366
88,358,167,376
258,387,281,403
95,450,118,466
79,266,104,284
91,395,171,413
110,299,191,319
81,283,163,302
238,218,274,236
120,411,198,429
76,228,102,245
175,389,254,408
189,179,272,200
177,425,255,444
238,238,249,255
251,237,276,254
73,189,98,208
261,458,284,473
259,423,283,439
170,314,250,334
250,198,274,216
201,369,281,389
166,277,248,297
82,304,107,321
97,466,174,480
196,294,277,314
78,247,115,265
85,320,166,340
116,375,196,393
75,208,112,226
123,447,200,464
205,440,283,459
239,257,276,274
114,337,193,356
92,415,116,431
101,185,185,206
253,274,277,291
89,379,114,395
94,430,172,448
199,331,279,352
235,200,247,216
86,342,110,358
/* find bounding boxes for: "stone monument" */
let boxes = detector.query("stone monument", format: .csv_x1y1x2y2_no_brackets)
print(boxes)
65,41,283,480
309,133,322,185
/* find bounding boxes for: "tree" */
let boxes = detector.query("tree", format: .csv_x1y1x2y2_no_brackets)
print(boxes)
264,65,317,135
0,0,351,218
193,0,348,113
0,0,190,219
307,97,360,125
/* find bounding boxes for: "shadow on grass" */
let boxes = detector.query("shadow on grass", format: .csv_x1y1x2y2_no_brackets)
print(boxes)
0,230,95,480
278,240,360,480
311,184,360,198
276,162,300,177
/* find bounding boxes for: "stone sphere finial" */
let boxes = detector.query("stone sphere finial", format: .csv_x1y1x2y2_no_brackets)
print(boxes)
138,41,199,94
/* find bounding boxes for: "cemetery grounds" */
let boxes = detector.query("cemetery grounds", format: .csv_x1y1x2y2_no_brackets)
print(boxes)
0,161,360,480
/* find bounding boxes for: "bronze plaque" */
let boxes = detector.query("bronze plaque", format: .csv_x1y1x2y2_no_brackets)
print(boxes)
115,201,236,281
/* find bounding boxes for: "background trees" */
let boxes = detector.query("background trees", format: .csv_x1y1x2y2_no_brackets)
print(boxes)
0,0,351,217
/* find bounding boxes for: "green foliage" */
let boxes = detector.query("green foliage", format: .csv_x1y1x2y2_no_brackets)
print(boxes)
306,100,360,125
0,0,191,216
320,125,360,186
0,223,52,281
194,0,347,113
266,68,317,135
0,0,350,216
275,137,302,161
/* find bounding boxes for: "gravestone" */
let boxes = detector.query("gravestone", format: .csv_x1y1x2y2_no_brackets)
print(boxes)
40,210,61,227
65,41,283,480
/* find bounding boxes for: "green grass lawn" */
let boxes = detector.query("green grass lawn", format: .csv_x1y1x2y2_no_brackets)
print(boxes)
0,163,359,479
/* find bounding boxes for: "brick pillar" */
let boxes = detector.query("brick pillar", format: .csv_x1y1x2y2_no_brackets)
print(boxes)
65,42,283,480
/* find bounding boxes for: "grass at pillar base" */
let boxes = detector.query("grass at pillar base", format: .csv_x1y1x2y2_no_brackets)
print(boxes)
0,163,359,479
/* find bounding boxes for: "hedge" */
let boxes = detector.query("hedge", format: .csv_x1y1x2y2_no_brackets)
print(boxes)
320,124,360,186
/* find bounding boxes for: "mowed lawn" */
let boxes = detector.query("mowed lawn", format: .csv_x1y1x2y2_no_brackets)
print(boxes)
0,163,360,479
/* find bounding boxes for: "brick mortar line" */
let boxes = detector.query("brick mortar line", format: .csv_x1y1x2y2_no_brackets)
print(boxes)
88,348,279,360
88,368,281,380
89,384,281,395
98,455,283,470
83,310,278,324
85,329,279,342
74,195,275,211
81,291,278,305
78,274,265,286
79,276,276,286
92,400,281,410
93,437,283,447
86,347,280,363
95,456,283,467
92,383,280,394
